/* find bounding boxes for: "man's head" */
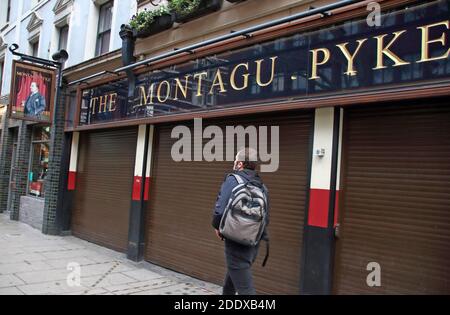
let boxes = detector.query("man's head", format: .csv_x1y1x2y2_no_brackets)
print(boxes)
233,148,259,171
30,82,39,94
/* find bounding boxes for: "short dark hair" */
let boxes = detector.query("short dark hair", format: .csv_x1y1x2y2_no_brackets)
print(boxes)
236,148,259,170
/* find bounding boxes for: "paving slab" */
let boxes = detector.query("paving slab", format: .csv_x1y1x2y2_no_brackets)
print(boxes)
0,275,26,288
0,287,25,295
0,213,221,295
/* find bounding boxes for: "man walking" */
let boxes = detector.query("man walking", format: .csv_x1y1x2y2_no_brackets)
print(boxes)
212,148,269,295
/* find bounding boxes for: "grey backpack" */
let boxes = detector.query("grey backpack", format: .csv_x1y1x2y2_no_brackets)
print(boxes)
219,174,269,248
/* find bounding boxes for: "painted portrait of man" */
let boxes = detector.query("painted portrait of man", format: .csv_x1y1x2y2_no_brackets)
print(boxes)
24,82,46,117
10,61,55,123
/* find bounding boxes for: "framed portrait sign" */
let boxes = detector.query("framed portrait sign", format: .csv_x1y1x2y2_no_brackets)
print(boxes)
8,60,56,124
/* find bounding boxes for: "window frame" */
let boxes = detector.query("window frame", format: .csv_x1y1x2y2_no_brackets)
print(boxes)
95,1,113,57
6,0,12,23
27,126,51,199
31,40,39,57
58,24,69,51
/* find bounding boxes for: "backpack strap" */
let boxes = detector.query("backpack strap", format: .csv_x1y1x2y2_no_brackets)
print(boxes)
262,240,269,268
229,173,245,185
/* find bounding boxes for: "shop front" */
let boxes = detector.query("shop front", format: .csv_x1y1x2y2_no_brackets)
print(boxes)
70,127,138,252
64,0,450,294
145,112,312,294
334,99,450,294
0,117,52,230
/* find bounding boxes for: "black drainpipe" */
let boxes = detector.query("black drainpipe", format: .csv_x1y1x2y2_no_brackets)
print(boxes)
120,25,148,262
120,24,137,99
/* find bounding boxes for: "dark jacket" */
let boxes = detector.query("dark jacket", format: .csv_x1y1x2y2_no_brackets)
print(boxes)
212,169,269,269
24,93,46,117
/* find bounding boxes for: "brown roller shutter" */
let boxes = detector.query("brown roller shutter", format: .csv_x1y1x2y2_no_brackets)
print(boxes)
334,101,450,294
145,111,312,294
71,127,137,252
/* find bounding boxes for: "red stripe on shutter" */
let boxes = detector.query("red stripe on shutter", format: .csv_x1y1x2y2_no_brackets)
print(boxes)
334,190,340,228
144,177,151,201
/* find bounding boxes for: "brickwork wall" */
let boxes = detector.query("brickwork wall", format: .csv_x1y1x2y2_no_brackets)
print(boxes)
9,122,32,221
0,118,11,213
42,87,67,235
19,196,45,230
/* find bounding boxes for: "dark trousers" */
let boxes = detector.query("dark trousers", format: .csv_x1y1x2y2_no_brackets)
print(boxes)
222,268,256,295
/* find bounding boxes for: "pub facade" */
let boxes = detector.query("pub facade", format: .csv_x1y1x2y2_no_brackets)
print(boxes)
59,0,450,294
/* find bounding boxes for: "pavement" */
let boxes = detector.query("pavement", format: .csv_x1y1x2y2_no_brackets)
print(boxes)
0,213,222,295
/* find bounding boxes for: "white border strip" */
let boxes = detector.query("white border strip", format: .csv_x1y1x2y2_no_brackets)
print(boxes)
310,107,335,190
146,125,155,178
134,125,147,177
69,132,79,172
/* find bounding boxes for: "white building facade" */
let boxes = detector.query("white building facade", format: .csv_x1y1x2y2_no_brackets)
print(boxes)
0,0,138,104
0,0,141,233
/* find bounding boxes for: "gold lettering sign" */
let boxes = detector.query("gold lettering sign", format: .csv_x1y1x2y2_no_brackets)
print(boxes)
157,81,171,103
373,30,410,70
138,84,155,107
256,56,278,87
309,48,330,80
174,75,191,100
336,39,368,76
417,20,450,63
209,69,227,95
98,95,108,113
194,72,208,97
230,63,250,91
89,93,118,115
90,97,98,115
109,93,117,112
85,17,450,120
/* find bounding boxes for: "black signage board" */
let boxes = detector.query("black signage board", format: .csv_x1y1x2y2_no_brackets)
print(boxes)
79,0,450,126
